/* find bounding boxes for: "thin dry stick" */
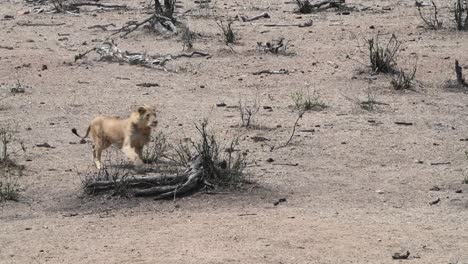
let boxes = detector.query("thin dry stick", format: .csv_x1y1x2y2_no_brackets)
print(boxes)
276,112,303,150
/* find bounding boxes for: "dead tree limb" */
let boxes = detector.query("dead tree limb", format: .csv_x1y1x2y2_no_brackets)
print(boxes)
68,2,127,9
252,69,289,75
88,23,116,31
16,21,65,26
263,20,312,28
239,12,270,22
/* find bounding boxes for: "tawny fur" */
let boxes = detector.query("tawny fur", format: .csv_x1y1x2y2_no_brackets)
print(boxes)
72,106,158,169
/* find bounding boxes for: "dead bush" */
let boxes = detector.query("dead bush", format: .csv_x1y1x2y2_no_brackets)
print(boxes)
217,19,236,44
142,131,169,164
417,0,442,29
0,127,23,202
454,0,468,30
291,89,327,112
367,34,401,74
390,67,417,90
239,98,260,128
192,120,246,187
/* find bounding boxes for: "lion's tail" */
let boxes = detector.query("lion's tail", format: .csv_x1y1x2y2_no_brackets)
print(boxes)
71,126,90,144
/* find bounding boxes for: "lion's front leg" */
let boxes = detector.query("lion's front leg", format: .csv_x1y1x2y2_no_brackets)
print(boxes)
122,140,143,166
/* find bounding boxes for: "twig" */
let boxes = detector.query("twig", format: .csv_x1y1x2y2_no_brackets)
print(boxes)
88,23,116,31
239,12,270,22
69,2,127,8
252,69,289,75
275,112,303,149
17,21,65,26
263,20,312,27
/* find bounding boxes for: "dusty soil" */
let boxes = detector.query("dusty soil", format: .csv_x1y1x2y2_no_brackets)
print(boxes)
1,0,468,263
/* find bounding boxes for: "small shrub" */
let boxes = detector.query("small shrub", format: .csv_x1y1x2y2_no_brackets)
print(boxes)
390,67,417,90
360,92,378,111
181,25,195,50
142,131,169,164
454,0,468,31
367,34,401,74
169,138,194,168
239,98,260,128
0,127,23,202
417,0,442,30
295,0,313,13
192,120,246,187
217,20,235,44
291,89,327,112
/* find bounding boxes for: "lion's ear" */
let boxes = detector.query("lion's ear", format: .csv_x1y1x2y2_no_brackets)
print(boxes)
137,106,146,115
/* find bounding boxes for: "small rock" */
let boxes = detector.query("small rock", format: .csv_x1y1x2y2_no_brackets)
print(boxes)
392,250,410,259
200,85,205,88
429,186,440,191
36,143,54,148
4,15,14,20
369,25,375,29
266,158,274,163
273,198,287,206
263,106,272,110
216,102,226,107
376,190,385,194
25,227,32,230
429,198,440,205
455,189,462,193
251,136,269,142
41,65,47,70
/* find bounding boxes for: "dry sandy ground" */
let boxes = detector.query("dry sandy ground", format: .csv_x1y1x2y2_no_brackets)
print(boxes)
1,0,468,263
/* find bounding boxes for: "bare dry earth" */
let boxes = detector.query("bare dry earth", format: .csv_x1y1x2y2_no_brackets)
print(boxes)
1,0,468,263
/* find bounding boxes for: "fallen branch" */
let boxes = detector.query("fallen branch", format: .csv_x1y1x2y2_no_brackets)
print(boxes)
74,41,209,69
275,112,303,150
68,2,127,9
263,20,313,27
113,13,175,37
253,69,289,75
88,23,116,31
17,21,66,26
238,12,270,22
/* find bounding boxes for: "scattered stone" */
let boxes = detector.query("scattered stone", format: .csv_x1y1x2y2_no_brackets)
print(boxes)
266,158,274,163
263,105,272,111
4,15,14,20
41,65,47,70
429,198,440,205
376,190,385,194
36,143,54,148
392,250,410,259
216,102,226,107
455,189,462,193
136,83,159,87
251,136,269,142
429,186,440,191
25,227,32,230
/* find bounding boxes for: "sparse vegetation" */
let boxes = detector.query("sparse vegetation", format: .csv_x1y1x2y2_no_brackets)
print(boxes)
291,89,327,112
367,34,401,74
295,0,313,14
239,98,260,128
0,127,23,202
217,19,236,44
181,24,195,50
360,91,378,111
142,131,170,164
390,67,417,90
417,0,442,30
454,0,468,31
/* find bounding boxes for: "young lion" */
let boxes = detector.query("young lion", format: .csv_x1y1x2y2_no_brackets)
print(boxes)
72,105,158,169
